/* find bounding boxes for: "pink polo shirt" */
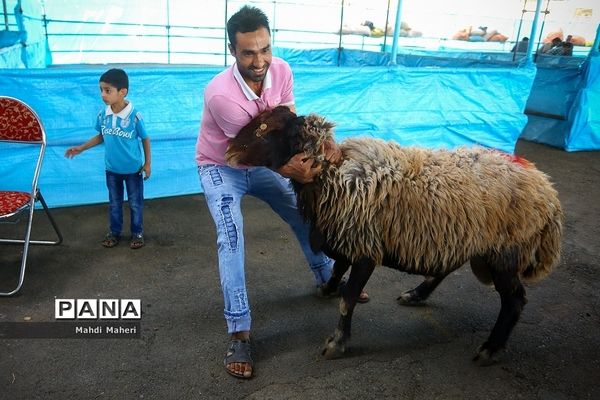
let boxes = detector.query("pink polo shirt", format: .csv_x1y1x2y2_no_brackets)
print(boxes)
195,57,295,166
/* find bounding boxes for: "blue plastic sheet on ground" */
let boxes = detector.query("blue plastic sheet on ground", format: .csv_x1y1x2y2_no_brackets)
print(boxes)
0,59,535,207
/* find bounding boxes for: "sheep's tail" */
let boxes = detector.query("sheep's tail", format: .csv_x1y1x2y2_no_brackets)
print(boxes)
521,207,564,283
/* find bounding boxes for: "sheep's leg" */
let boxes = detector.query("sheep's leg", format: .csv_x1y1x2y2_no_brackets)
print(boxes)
322,257,375,359
318,258,351,297
397,275,447,305
474,269,527,366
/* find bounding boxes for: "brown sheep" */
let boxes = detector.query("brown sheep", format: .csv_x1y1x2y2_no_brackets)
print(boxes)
226,106,563,364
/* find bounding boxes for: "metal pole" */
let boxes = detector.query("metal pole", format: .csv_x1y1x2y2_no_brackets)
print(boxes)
512,0,527,62
390,0,403,65
166,0,171,64
3,0,9,30
272,1,277,46
337,0,345,67
382,0,391,53
533,0,550,63
591,23,600,56
224,0,228,67
525,0,543,65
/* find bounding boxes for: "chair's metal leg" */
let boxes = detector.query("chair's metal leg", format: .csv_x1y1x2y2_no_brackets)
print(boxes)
29,190,63,245
0,191,63,246
0,191,62,296
0,205,35,297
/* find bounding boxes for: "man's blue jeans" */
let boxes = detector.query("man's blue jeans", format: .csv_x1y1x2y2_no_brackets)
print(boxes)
106,170,144,237
198,164,333,334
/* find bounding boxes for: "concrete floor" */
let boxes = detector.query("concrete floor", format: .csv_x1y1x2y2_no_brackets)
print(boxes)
1,139,599,399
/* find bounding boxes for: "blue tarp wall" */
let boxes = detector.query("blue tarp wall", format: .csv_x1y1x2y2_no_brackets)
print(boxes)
1,56,535,207
1,1,599,208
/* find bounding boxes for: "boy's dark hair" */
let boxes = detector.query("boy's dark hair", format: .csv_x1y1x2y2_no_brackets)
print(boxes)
227,5,270,48
100,68,129,91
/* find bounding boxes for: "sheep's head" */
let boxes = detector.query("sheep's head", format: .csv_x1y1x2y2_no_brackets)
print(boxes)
226,106,336,170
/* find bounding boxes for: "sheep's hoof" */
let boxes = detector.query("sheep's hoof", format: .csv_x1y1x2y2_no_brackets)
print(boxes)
321,335,346,359
472,344,499,366
397,290,425,306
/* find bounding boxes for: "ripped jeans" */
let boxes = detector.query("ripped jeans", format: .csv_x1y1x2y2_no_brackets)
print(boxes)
198,164,333,334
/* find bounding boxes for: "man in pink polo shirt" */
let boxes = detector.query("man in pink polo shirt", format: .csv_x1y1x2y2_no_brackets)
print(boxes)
196,5,368,379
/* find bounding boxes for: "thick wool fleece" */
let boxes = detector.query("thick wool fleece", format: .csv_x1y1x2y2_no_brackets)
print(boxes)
303,136,562,283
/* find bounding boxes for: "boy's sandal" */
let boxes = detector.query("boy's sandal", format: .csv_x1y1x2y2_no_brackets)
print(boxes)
101,233,120,248
130,235,145,249
224,339,253,379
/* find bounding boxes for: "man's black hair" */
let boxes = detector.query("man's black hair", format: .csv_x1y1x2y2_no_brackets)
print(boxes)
100,68,129,91
227,5,270,48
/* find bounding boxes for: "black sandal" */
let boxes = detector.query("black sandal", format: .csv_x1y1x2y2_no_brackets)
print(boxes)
101,233,120,248
224,339,253,379
130,234,145,249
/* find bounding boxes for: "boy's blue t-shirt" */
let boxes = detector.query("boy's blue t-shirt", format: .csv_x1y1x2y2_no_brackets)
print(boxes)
95,102,148,174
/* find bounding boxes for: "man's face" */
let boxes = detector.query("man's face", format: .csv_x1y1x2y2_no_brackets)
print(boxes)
229,26,272,84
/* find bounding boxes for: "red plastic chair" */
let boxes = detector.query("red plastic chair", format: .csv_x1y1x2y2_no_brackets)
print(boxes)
0,96,63,296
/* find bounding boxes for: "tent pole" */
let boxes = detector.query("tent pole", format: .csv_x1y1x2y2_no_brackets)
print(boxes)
337,0,345,67
525,0,543,65
592,23,600,56
166,0,171,64
382,0,391,53
3,0,9,30
512,0,527,62
533,0,551,63
389,0,403,65
224,0,229,67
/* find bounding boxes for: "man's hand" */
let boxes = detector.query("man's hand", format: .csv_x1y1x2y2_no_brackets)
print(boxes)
322,139,342,164
277,152,322,183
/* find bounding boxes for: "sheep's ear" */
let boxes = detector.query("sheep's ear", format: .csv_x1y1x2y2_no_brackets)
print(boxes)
303,114,335,158
226,117,269,167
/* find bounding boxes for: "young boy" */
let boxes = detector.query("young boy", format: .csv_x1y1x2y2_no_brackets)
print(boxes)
65,68,151,249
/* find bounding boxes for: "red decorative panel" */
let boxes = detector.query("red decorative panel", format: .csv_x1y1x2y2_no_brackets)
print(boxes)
0,191,31,216
0,97,43,142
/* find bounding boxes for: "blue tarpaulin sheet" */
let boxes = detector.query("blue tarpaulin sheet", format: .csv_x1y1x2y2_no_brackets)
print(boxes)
1,59,535,207
564,55,600,151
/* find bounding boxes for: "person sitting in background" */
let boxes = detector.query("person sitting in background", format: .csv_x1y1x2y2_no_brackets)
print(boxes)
511,37,529,53
539,37,562,54
561,35,574,56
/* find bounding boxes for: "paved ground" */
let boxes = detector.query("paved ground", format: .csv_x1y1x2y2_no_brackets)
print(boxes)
1,139,599,400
